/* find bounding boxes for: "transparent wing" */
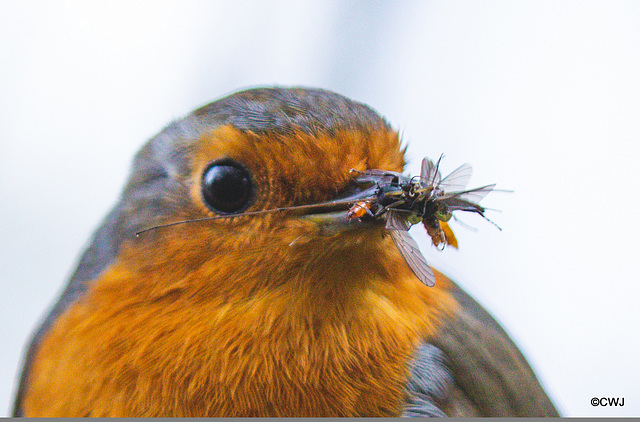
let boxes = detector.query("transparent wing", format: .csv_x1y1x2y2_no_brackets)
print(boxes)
440,184,496,204
388,229,436,287
439,163,473,192
420,157,441,188
385,209,411,231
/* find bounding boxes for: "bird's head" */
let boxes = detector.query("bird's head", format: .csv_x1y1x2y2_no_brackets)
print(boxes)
21,87,456,417
92,87,452,326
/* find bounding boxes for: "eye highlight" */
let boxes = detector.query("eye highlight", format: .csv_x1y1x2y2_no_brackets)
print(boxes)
201,158,255,214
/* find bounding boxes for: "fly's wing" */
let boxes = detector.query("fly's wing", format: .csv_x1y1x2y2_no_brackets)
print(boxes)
385,209,411,231
439,163,473,192
440,184,496,204
386,212,435,287
441,198,486,215
420,157,441,188
439,184,497,215
388,230,436,287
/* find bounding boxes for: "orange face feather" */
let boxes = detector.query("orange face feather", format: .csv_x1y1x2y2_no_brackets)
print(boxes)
19,90,458,416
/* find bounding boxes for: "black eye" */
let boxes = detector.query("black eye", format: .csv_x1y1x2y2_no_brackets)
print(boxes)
201,159,254,214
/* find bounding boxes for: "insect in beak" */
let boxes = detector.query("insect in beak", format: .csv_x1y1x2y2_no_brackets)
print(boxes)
136,155,506,289
341,155,506,287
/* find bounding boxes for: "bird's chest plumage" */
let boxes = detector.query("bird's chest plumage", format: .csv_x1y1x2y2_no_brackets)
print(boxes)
23,256,455,417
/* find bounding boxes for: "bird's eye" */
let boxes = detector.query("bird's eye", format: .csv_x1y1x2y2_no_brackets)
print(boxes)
201,159,254,214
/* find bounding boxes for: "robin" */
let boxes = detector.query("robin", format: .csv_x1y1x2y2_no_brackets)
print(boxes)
13,87,559,417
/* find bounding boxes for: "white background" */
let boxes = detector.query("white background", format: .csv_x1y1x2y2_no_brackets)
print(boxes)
1,1,638,416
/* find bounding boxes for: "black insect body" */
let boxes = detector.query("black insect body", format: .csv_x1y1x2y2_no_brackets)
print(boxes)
349,156,499,287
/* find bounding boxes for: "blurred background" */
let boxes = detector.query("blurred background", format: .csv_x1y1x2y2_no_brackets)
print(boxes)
1,0,639,416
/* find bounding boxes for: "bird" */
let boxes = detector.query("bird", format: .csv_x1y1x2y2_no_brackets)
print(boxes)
13,87,559,417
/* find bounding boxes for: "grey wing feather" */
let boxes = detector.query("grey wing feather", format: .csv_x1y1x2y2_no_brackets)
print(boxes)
415,279,560,417
403,344,453,417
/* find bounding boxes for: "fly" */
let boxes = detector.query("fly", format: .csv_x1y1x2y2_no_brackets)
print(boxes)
348,155,502,287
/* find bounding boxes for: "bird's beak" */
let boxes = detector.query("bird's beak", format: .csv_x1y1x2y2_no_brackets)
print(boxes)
298,174,389,234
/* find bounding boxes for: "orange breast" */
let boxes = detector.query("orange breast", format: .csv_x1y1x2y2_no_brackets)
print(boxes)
22,248,456,417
